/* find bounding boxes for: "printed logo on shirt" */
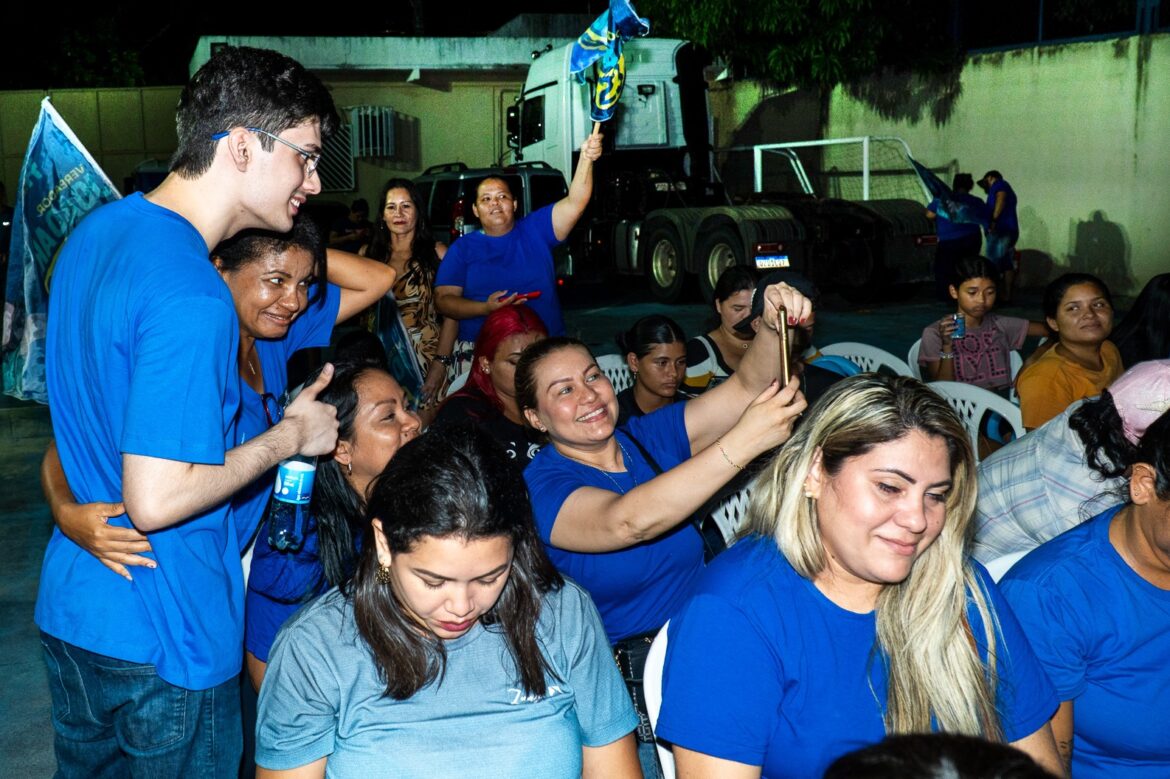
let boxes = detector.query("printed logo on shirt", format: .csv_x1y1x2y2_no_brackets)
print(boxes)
508,685,565,704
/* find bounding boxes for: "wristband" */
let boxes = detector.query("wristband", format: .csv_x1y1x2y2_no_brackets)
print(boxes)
939,352,955,360
436,355,454,367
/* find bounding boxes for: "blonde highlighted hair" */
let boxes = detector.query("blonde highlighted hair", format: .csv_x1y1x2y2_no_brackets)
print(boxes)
744,374,1003,739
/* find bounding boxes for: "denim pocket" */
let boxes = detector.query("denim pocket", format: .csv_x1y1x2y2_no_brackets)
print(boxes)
93,661,189,754
40,637,86,728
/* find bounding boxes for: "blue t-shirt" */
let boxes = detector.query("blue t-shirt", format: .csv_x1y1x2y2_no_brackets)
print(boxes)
657,536,1058,779
1001,505,1170,778
38,193,243,690
987,179,1019,233
434,205,565,341
928,193,985,243
233,282,341,549
256,581,638,777
524,402,704,643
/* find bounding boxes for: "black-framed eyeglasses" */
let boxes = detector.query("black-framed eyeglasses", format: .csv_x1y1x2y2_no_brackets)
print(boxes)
260,392,283,429
210,127,322,177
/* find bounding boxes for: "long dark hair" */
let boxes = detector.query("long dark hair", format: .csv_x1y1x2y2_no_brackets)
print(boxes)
348,425,563,700
307,358,393,589
1112,273,1170,367
1136,409,1170,500
364,177,440,285
1068,391,1137,479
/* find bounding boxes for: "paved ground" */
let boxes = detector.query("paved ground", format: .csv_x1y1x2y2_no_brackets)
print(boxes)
0,281,1047,774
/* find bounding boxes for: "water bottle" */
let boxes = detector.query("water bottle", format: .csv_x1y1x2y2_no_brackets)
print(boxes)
952,312,966,339
267,454,316,552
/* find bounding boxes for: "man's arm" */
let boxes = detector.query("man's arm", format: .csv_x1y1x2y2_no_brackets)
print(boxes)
122,364,339,531
551,132,603,241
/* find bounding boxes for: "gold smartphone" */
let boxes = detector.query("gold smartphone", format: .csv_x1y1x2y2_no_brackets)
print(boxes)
777,307,790,388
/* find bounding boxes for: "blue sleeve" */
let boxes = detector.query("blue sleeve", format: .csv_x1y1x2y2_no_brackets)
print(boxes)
622,401,691,469
525,455,588,545
283,283,341,355
122,293,237,464
657,593,780,765
434,241,470,288
531,204,560,248
255,607,341,769
1000,566,1090,701
558,584,639,746
972,565,1060,740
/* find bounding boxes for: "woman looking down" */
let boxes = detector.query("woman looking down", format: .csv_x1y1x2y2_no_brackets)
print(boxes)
656,374,1063,778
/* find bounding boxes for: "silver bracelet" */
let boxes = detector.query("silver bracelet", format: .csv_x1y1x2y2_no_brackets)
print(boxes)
939,351,955,360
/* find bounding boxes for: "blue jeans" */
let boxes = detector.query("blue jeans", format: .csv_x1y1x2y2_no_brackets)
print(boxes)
40,632,242,779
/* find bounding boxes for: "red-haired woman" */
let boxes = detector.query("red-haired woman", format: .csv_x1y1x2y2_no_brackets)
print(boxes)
432,306,549,464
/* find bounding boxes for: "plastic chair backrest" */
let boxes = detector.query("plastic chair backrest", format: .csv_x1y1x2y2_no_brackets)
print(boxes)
809,355,862,378
596,353,634,393
986,550,1029,582
927,380,1026,464
907,339,923,380
709,485,754,547
820,342,915,378
447,369,470,394
644,621,676,779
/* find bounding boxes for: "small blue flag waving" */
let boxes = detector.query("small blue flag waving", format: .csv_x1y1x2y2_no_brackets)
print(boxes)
2,98,120,402
908,156,988,228
569,0,650,123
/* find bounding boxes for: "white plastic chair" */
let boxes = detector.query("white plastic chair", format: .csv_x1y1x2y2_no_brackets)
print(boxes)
820,342,914,378
907,338,923,380
447,369,469,394
644,621,676,779
986,550,1029,582
709,484,753,547
596,353,634,392
927,380,1026,464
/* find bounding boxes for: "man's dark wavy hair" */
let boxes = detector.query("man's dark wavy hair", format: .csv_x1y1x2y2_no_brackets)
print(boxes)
171,46,338,178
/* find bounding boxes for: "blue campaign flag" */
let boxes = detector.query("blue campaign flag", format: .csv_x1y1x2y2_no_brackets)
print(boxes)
2,98,120,403
908,156,988,228
569,0,651,123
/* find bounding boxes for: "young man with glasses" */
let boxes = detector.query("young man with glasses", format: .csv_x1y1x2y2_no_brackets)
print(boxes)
38,46,340,776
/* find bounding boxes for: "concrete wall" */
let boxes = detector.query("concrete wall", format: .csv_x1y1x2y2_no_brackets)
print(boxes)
0,87,181,197
825,34,1169,295
0,78,522,217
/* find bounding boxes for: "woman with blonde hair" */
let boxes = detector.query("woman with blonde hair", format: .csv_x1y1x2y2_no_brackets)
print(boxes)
656,374,1063,778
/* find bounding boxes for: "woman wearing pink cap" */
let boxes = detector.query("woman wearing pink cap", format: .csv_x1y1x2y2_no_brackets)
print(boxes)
973,360,1170,562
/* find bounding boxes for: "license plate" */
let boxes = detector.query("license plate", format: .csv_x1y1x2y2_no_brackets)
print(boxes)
755,255,790,269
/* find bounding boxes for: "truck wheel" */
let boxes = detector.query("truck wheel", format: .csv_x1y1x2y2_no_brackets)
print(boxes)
643,223,686,303
695,226,744,302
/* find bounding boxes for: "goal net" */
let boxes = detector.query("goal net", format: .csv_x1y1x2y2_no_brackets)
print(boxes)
752,137,936,202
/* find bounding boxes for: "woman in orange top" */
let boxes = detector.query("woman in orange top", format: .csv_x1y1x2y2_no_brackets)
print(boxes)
1016,273,1123,430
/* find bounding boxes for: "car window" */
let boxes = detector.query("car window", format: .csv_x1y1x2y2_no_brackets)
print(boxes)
430,179,458,227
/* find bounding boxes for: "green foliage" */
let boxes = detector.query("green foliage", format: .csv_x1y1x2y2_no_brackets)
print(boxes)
640,0,961,89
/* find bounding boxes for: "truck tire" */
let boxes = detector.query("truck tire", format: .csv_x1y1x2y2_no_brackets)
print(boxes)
695,226,744,302
642,222,686,303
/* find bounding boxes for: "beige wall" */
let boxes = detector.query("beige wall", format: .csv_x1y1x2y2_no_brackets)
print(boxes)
0,87,181,197
825,34,1169,295
0,78,522,219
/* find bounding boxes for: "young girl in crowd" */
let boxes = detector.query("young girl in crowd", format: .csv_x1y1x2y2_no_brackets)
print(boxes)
656,374,1062,778
1016,272,1122,429
616,314,689,426
256,427,639,778
918,256,1045,394
1002,407,1170,778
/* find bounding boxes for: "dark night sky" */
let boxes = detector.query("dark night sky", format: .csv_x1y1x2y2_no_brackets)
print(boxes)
1,2,606,89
